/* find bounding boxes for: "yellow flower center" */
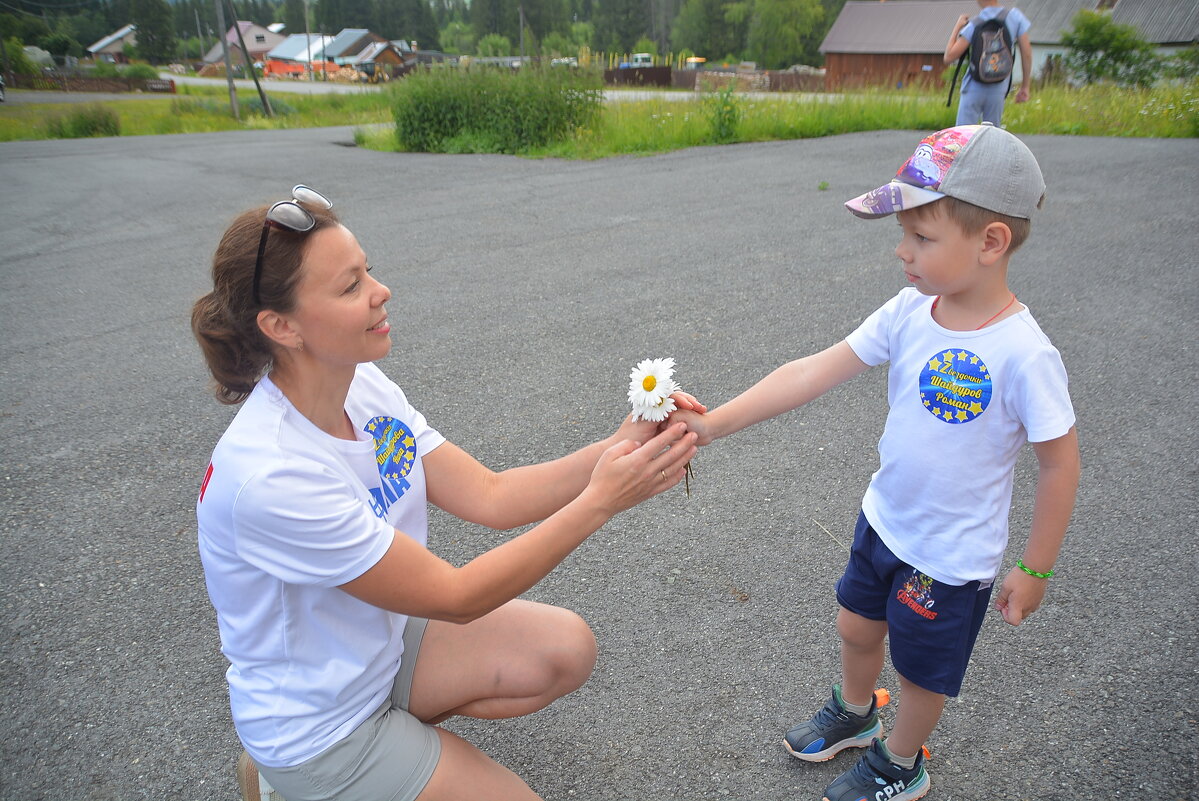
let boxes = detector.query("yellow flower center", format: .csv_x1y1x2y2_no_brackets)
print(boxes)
642,375,657,392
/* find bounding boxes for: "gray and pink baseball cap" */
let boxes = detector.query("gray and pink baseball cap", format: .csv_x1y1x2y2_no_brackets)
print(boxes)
846,123,1045,220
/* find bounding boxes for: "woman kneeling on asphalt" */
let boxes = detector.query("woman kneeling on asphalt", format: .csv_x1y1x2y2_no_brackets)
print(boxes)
191,185,701,801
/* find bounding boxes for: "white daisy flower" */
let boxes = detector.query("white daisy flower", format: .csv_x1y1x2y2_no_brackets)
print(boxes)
631,390,678,422
627,357,676,409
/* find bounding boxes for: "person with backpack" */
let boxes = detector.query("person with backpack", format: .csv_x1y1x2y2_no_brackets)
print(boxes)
944,0,1033,126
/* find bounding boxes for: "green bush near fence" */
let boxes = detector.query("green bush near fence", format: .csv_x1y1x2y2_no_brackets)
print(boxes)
45,104,121,138
391,66,604,154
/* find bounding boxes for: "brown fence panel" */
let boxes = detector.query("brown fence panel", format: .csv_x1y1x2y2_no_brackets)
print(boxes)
603,66,672,87
8,74,176,93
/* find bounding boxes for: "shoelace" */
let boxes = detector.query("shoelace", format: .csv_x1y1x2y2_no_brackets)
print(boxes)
813,698,864,728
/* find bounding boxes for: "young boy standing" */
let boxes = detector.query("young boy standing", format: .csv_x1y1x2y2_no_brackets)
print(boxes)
674,124,1080,801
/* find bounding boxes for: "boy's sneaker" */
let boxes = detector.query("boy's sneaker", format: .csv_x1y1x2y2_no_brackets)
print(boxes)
783,684,886,762
237,751,286,801
822,739,929,801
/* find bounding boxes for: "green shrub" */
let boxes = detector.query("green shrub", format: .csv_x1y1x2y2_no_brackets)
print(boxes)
46,104,121,138
704,83,741,143
122,63,160,80
92,60,121,78
392,66,603,154
5,37,42,77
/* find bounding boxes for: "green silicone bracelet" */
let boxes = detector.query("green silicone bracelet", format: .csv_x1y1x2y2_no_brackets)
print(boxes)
1016,560,1053,579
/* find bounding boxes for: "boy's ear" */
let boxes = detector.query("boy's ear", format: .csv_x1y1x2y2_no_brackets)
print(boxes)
979,221,1012,265
257,309,302,350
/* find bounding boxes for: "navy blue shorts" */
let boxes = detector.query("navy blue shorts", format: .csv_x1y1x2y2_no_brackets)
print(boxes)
835,511,992,697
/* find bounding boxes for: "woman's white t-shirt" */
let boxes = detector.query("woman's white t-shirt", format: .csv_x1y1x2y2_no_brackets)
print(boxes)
845,288,1075,586
196,363,445,767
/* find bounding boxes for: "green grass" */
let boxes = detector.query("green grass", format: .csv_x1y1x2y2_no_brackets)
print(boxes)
2,80,1194,148
0,84,393,141
529,83,1198,158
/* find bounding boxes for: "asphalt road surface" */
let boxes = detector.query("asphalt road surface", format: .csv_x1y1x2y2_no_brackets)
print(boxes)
0,127,1195,801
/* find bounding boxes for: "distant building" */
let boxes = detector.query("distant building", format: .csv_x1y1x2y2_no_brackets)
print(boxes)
820,0,1198,90
203,21,287,65
87,24,137,63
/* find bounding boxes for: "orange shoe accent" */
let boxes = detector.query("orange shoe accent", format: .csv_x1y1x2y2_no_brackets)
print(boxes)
873,688,891,707
922,744,932,760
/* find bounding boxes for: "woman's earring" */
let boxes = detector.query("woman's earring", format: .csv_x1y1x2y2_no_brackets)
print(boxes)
297,339,304,352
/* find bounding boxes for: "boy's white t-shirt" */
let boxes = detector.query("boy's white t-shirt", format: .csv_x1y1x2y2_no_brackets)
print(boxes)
196,362,446,768
845,288,1074,586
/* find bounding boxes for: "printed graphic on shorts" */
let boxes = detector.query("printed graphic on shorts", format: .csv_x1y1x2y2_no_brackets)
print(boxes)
898,570,939,620
919,348,992,424
897,126,978,190
364,416,417,518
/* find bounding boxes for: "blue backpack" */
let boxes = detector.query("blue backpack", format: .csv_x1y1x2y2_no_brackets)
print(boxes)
947,8,1015,107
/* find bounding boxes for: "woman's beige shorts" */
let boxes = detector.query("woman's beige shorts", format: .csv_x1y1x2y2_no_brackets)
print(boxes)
255,617,442,801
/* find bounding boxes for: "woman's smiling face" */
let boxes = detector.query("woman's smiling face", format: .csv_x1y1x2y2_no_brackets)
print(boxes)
288,223,393,368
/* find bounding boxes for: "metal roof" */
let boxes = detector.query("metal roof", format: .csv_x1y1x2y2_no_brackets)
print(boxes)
1112,0,1198,44
822,0,1198,53
266,33,334,62
820,1,977,54
320,29,374,59
1017,0,1100,44
87,24,136,54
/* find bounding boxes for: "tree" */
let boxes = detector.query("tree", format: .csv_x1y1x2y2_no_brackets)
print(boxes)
475,31,511,55
40,31,84,59
130,0,177,63
541,29,572,56
470,0,505,43
592,0,648,54
439,19,474,53
1061,9,1159,88
283,0,306,35
744,0,820,70
395,0,440,49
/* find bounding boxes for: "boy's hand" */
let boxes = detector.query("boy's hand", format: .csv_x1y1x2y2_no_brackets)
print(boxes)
994,568,1049,626
613,392,708,443
666,407,715,445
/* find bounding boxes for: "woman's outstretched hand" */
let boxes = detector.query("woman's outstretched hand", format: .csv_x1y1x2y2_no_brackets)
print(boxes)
584,422,698,516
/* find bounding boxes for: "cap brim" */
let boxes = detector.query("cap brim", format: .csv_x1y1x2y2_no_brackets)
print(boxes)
846,181,945,219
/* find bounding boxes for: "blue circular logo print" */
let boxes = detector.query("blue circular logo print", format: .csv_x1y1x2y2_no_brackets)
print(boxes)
919,349,992,424
366,416,417,481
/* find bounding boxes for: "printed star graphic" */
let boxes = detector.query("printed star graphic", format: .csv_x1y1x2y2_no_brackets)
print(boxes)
956,410,968,421
957,350,969,361
929,358,942,371
969,401,984,415
943,351,956,363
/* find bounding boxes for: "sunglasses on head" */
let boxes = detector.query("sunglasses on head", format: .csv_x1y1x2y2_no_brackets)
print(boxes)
252,185,333,305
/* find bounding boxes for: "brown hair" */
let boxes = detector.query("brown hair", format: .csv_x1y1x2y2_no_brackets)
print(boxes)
191,202,341,404
912,196,1034,252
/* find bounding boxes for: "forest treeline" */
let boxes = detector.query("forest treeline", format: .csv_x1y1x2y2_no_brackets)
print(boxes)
1,0,846,71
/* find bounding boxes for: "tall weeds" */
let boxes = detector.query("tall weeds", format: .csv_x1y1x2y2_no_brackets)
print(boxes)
391,66,603,154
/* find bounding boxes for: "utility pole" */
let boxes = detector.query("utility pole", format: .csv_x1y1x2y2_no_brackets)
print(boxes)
214,0,239,119
304,0,313,81
195,8,205,64
227,0,272,116
518,4,525,64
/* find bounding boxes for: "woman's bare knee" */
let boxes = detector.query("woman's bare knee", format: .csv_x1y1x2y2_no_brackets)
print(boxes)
547,608,597,695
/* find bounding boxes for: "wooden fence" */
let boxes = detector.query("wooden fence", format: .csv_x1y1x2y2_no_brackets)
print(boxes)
7,74,176,93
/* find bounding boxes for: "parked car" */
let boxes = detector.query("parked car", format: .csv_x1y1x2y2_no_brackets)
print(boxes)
618,52,653,69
